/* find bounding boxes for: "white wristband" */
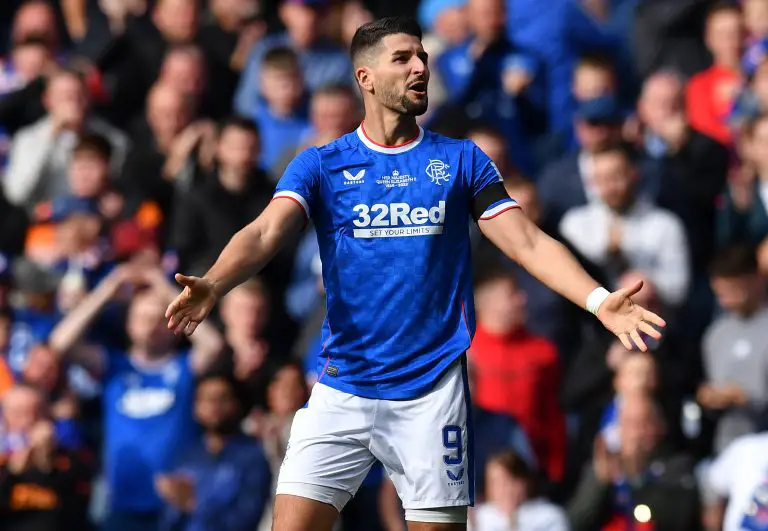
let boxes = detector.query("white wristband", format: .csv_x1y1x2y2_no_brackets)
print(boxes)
586,287,610,316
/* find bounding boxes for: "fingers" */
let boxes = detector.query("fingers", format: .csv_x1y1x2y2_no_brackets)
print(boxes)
630,328,647,352
174,316,191,336
185,321,200,336
175,273,197,288
642,309,667,328
618,332,633,350
637,320,662,340
620,279,644,299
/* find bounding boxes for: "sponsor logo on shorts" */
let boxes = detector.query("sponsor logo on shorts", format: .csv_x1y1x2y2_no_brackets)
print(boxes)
446,468,465,486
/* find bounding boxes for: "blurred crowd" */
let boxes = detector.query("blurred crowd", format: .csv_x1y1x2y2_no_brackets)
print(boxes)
1,0,768,530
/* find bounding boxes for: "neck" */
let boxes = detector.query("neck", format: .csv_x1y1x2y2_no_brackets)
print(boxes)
204,432,228,454
714,56,741,71
218,167,249,192
736,299,762,318
129,346,169,364
360,109,419,147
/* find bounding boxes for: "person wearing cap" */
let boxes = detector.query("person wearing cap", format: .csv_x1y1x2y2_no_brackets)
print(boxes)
234,0,353,119
537,94,624,235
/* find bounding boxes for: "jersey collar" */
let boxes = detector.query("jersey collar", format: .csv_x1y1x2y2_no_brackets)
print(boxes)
356,123,424,154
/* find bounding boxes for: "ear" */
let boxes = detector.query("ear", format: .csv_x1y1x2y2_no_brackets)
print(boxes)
356,66,374,93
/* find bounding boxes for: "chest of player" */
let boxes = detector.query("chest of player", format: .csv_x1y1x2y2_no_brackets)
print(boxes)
320,153,466,237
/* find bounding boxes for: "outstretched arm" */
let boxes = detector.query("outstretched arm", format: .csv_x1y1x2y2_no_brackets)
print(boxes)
165,198,306,335
478,206,666,350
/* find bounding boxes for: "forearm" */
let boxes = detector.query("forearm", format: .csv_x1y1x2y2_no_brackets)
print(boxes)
203,213,292,299
49,278,117,354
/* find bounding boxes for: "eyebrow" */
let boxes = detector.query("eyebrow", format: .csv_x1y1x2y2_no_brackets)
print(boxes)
392,49,429,60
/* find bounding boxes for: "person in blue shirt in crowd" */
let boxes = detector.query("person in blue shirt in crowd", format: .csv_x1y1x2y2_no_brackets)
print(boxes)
156,370,272,531
435,0,540,176
48,263,225,531
234,0,353,119
248,47,310,175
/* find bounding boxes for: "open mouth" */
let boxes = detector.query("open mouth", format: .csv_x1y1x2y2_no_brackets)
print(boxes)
408,81,427,95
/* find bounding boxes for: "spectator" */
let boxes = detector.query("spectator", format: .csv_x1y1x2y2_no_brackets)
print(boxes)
707,429,768,531
636,70,729,269
470,268,567,482
686,2,744,146
470,450,568,531
234,0,353,118
3,70,129,211
171,117,272,276
567,393,700,531
467,124,521,180
536,95,624,234
248,46,309,174
435,0,539,175
745,0,768,43
48,264,224,531
698,244,768,453
717,114,768,249
0,384,92,531
156,371,272,531
156,45,208,119
572,55,616,103
298,83,360,150
559,143,690,307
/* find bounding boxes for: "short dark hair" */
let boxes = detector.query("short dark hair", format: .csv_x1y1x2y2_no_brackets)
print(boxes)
73,134,112,161
474,267,517,291
710,244,758,278
467,122,505,142
262,46,300,72
575,54,615,75
219,116,260,138
350,16,422,65
314,82,358,100
593,141,638,164
707,0,741,20
195,369,246,411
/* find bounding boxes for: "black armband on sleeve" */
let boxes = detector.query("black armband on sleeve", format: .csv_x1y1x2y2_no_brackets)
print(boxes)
471,182,520,221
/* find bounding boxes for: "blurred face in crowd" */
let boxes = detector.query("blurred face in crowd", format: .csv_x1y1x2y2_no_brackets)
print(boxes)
475,276,526,335
45,73,88,129
195,377,242,434
746,116,768,169
210,0,260,23
619,395,663,460
12,1,58,50
705,7,744,66
0,315,9,352
153,0,199,43
573,62,614,101
160,48,206,98
147,84,192,143
638,73,684,133
574,119,621,153
217,125,259,176
12,41,52,83
311,90,360,138
260,64,304,115
469,130,509,176
467,0,505,42
592,150,637,211
433,4,468,46
2,386,43,434
127,290,177,355
505,181,540,225
69,151,109,199
280,2,323,49
356,33,430,117
56,213,102,256
711,272,763,315
341,2,374,47
267,364,308,416
615,353,657,396
23,345,62,393
221,283,269,339
485,458,528,514
744,0,768,38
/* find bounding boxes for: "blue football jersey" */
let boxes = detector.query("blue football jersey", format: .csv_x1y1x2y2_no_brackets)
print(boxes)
274,126,518,399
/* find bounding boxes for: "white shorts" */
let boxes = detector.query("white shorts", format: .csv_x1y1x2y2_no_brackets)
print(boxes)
276,357,474,520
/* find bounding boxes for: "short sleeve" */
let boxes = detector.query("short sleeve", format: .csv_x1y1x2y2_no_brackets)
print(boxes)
273,147,322,219
708,437,746,496
467,142,519,220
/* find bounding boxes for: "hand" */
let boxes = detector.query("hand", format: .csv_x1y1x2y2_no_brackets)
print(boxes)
155,474,195,512
7,447,32,474
165,274,218,336
230,22,265,71
657,113,688,152
596,279,666,351
593,436,619,483
720,384,748,407
697,383,730,410
502,68,532,96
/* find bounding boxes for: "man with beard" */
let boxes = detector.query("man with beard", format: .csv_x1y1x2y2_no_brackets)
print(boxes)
155,371,272,531
166,16,667,531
